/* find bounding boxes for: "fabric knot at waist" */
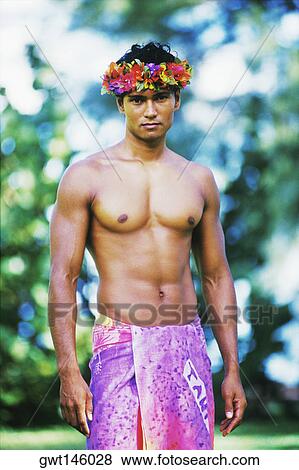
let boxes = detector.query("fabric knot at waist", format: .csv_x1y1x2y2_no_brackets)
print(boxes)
92,316,132,355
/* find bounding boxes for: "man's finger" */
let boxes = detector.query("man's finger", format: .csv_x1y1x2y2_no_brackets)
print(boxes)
60,406,67,424
224,396,234,419
220,425,231,434
220,419,232,432
220,418,230,424
222,405,242,435
76,406,90,437
65,404,78,428
220,419,231,429
86,393,93,422
222,417,242,436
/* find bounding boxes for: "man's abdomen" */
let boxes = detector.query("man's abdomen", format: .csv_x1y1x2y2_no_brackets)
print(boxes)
95,271,198,327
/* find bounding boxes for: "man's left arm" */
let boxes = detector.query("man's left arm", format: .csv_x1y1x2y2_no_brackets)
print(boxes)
191,166,247,437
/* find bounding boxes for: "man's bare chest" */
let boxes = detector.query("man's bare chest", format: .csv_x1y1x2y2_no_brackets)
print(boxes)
90,161,205,233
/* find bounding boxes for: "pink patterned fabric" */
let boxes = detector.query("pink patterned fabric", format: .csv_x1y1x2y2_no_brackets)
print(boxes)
92,321,132,355
87,315,214,450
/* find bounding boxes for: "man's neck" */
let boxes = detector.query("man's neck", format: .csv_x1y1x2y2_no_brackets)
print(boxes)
119,130,167,164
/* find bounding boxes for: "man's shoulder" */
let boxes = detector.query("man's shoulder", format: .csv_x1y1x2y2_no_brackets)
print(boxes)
170,151,214,180
189,161,220,208
189,160,215,181
57,152,106,200
60,158,93,185
170,154,219,207
63,149,113,178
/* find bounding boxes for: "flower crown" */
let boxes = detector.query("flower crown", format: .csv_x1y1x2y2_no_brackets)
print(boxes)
100,57,192,96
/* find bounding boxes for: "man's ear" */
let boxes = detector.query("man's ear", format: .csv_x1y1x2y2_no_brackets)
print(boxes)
116,96,125,113
174,89,181,111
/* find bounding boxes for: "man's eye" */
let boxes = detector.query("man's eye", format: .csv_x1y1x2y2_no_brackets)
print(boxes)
156,95,168,100
131,97,142,103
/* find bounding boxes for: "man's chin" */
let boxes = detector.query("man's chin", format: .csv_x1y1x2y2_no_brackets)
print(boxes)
142,134,164,143
131,131,163,141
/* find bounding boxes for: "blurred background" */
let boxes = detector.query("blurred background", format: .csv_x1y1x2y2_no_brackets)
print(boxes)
1,0,299,450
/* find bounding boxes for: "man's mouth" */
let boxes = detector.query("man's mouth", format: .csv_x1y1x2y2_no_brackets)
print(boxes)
142,123,160,128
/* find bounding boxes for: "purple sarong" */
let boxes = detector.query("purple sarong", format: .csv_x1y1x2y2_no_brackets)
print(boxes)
86,314,214,450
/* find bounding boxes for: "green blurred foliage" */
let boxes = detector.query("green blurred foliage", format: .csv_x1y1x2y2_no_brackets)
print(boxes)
1,46,93,426
1,0,299,429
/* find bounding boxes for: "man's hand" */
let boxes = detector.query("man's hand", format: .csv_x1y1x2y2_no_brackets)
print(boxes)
220,372,247,437
59,370,93,437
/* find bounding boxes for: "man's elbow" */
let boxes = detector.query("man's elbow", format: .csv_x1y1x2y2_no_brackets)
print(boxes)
201,264,233,290
48,265,79,292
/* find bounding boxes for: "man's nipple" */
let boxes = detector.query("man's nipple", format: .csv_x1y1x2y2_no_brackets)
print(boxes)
117,213,128,223
188,216,195,226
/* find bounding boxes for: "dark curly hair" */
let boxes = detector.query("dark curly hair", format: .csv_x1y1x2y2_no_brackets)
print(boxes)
115,42,180,99
116,41,177,65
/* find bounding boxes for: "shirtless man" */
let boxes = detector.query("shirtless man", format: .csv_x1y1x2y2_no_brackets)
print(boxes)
48,42,247,450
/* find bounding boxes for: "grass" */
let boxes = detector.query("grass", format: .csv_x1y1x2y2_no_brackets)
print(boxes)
0,421,298,450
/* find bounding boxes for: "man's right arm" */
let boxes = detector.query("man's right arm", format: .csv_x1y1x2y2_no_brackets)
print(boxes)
48,162,93,436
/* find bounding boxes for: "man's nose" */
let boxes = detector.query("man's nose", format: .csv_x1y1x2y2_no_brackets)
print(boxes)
144,100,157,118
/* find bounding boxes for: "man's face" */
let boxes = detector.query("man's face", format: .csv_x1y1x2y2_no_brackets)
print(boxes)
117,88,180,141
